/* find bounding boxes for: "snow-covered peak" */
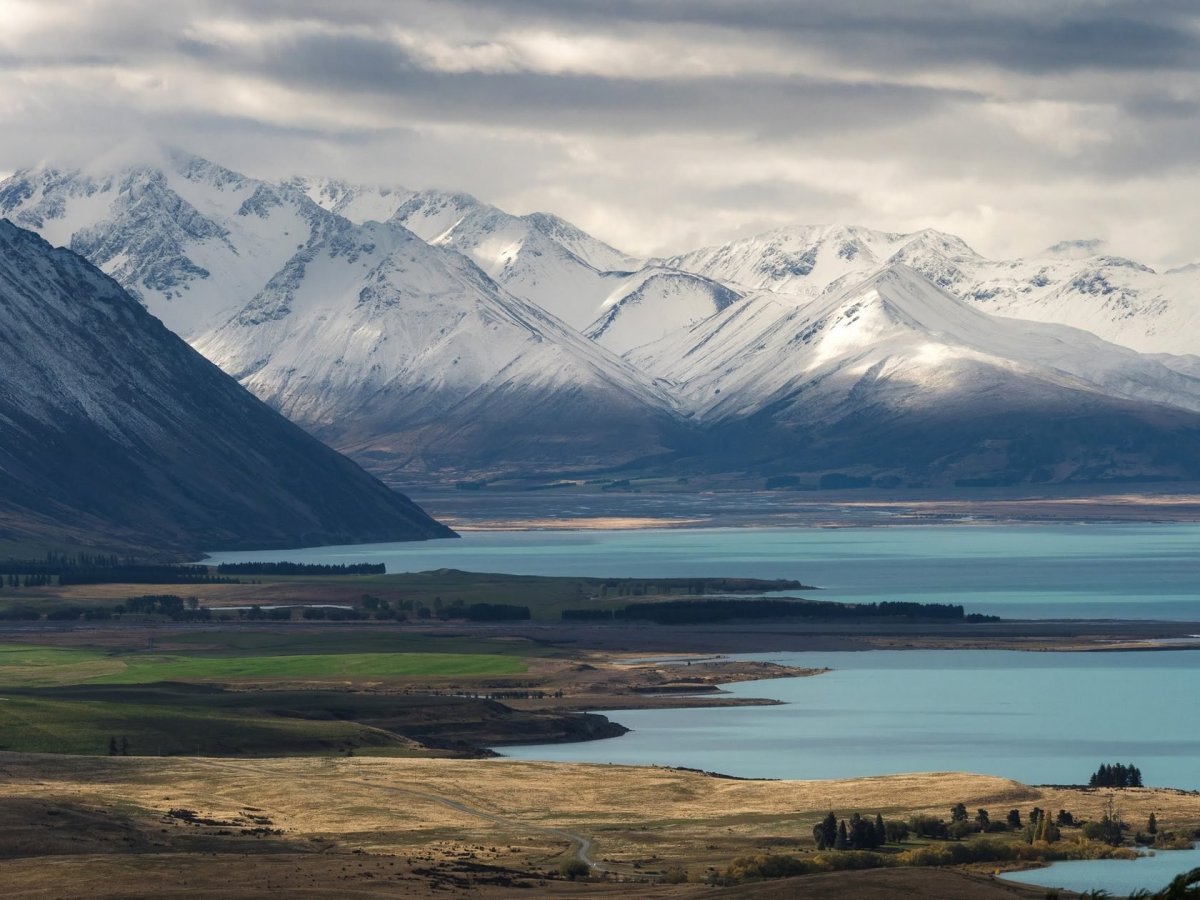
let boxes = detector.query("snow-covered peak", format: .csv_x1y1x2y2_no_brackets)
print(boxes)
285,175,414,224
0,153,344,337
194,216,676,477
523,212,642,272
584,266,742,354
1043,238,1108,260
633,262,1200,428
665,223,979,297
390,189,643,329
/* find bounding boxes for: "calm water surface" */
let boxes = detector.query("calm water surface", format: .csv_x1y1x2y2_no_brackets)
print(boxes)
499,650,1200,790
1001,845,1200,895
204,523,1200,620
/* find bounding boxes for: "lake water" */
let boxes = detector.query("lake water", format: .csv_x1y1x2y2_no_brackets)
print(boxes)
203,523,1200,620
498,650,1200,790
1001,845,1200,895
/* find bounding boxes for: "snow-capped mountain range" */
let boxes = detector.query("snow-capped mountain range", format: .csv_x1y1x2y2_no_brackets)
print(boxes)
4,148,1200,485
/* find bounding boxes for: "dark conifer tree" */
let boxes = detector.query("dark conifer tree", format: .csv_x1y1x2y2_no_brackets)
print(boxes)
820,811,837,849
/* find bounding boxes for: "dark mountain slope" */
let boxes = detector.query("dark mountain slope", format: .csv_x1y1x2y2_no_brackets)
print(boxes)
0,220,454,552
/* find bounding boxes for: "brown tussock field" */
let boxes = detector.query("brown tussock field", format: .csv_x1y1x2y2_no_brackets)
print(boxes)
2,754,1197,897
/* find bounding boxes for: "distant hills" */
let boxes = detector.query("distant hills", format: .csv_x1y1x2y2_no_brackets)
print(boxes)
0,220,454,553
5,148,1200,488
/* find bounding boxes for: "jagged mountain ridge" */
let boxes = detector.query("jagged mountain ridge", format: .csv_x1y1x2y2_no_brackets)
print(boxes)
0,149,353,337
0,220,453,551
0,154,723,350
192,217,684,479
6,149,1200,485
665,223,1200,356
629,265,1200,482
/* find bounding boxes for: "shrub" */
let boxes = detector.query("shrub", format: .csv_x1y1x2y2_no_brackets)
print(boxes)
559,860,590,880
814,850,888,872
660,866,688,884
726,854,811,880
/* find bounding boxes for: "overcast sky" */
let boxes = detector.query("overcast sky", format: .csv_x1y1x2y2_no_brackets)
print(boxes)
2,0,1199,265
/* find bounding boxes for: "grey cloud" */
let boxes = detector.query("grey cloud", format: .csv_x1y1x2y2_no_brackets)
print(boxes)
2,1,1200,265
430,0,1200,74
244,32,973,139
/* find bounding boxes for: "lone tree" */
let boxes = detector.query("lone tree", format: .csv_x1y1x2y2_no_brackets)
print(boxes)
951,803,968,823
1007,809,1022,829
1147,812,1158,835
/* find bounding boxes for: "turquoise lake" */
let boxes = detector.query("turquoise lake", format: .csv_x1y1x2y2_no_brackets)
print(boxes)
204,523,1200,620
497,649,1200,789
1001,845,1200,896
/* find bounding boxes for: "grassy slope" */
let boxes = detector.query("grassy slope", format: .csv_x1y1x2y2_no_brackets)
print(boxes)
0,635,539,757
0,638,530,688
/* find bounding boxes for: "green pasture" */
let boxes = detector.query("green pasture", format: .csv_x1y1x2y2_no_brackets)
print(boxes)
0,641,527,689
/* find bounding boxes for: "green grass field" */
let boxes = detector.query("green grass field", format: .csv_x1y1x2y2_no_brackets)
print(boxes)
164,630,557,657
96,650,525,684
0,693,412,756
0,641,528,688
0,634,546,758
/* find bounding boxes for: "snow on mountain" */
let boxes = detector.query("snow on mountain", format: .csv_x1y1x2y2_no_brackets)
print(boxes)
958,255,1200,355
667,223,1200,356
7,147,1200,484
194,217,680,478
0,149,338,337
630,264,1200,482
636,264,1200,420
283,176,414,224
521,211,642,272
665,224,981,297
0,219,452,550
389,189,648,329
584,266,742,354
1043,238,1108,259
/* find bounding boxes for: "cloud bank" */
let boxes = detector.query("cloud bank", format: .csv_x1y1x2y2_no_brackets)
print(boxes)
1,0,1198,265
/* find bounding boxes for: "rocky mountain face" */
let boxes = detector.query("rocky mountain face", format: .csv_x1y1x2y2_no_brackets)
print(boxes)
0,220,454,552
6,150,1200,487
0,149,344,337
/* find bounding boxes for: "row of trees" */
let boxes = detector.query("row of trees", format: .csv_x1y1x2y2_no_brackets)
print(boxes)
810,805,1061,850
214,562,386,576
1090,762,1144,788
0,574,53,587
563,598,980,625
813,812,892,850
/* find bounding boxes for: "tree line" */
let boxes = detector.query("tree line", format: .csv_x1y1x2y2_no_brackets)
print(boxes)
214,562,386,576
1090,762,1143,788
562,598,996,625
